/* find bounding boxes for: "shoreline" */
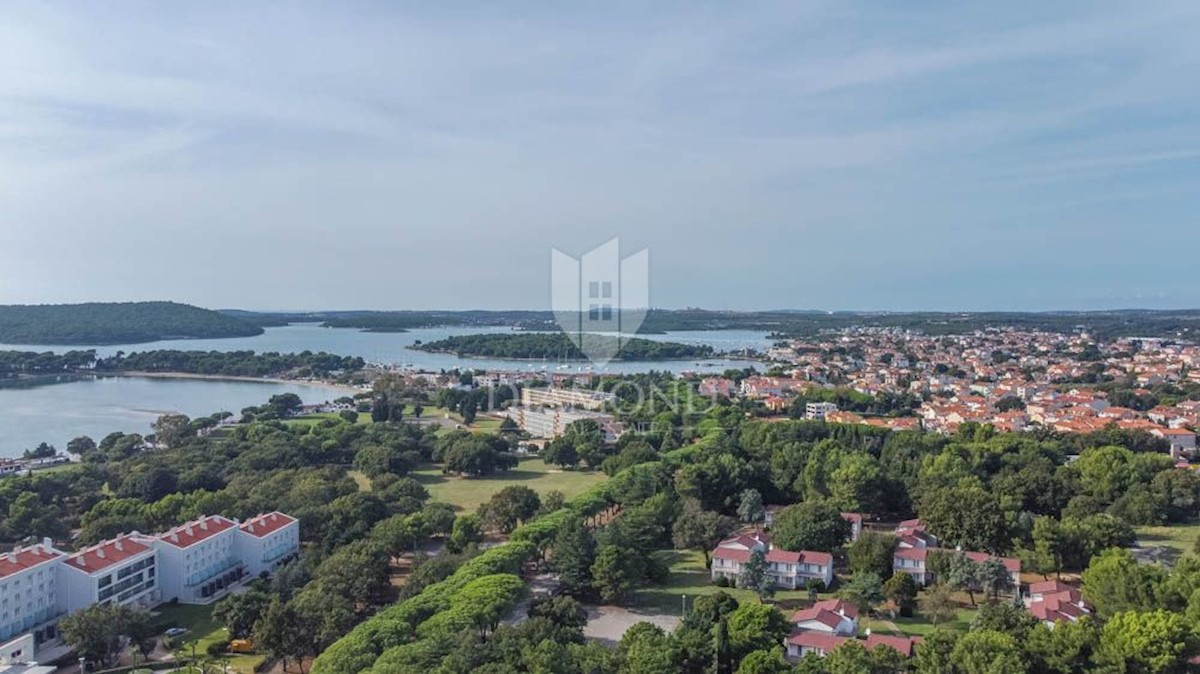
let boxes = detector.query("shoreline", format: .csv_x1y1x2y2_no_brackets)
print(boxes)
105,371,364,395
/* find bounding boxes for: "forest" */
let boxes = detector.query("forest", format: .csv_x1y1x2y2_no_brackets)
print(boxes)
411,332,715,361
0,302,263,345
95,349,366,378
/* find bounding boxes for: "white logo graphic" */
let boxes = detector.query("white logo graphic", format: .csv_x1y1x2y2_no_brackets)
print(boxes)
551,238,649,365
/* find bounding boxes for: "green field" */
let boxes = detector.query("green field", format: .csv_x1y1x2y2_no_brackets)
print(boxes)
285,411,372,427
412,456,607,512
1136,520,1200,554
155,603,265,673
632,550,826,615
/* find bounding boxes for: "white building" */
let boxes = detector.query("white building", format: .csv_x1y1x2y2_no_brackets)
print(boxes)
0,543,63,654
709,534,834,589
521,387,614,411
504,406,621,440
154,515,247,605
58,534,159,614
805,402,838,420
236,513,301,579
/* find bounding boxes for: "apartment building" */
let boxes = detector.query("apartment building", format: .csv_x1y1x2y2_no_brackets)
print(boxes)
58,533,159,614
892,547,1020,588
805,402,838,420
236,512,301,578
154,515,246,605
709,534,834,589
0,543,63,654
520,387,613,411
504,406,621,440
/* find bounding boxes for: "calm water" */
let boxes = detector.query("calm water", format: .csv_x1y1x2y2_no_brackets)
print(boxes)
0,324,770,456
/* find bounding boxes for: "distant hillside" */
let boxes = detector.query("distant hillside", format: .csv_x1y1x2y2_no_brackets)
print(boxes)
0,302,264,345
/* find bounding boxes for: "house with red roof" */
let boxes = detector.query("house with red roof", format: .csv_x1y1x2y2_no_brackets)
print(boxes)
790,599,858,636
1025,580,1093,627
1151,427,1196,459
785,631,849,659
864,633,922,657
710,535,834,589
893,547,1020,588
894,519,938,549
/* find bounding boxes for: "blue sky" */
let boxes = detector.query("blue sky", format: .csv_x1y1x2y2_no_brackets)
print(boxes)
1,1,1198,311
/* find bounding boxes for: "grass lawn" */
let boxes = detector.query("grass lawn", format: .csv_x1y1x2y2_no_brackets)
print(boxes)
1136,520,1200,554
631,550,834,616
867,606,977,636
412,456,607,513
348,469,372,491
285,411,373,427
154,603,265,673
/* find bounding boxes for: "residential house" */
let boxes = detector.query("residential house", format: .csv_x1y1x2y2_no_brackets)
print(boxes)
785,632,849,659
892,548,1020,588
1025,580,1092,627
710,535,834,589
790,599,858,636
1151,427,1196,459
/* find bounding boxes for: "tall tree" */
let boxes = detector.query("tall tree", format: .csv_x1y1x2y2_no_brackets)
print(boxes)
771,500,851,553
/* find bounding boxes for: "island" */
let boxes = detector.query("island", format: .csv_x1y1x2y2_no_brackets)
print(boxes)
409,332,715,361
0,301,264,345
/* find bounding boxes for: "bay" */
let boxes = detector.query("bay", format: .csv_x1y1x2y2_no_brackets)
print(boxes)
0,324,770,456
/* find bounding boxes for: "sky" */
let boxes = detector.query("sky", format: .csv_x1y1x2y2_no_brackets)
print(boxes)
1,2,1199,312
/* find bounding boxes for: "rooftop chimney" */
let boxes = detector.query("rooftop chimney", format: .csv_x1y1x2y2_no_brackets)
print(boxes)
97,549,105,559
115,541,124,552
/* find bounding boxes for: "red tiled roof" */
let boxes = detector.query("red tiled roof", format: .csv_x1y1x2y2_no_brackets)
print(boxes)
1029,580,1075,596
791,608,844,630
239,512,297,538
158,515,237,549
711,545,831,568
893,547,1020,573
0,546,60,579
865,634,920,657
766,549,833,566
786,631,849,653
806,598,859,619
65,535,152,573
841,512,863,525
712,547,753,563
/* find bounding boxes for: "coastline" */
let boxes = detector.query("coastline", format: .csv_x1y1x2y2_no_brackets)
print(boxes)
105,371,364,395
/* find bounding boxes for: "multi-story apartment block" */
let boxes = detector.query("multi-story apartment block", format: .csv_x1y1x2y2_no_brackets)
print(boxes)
59,533,159,614
154,515,247,605
236,512,301,578
0,542,64,657
520,387,613,411
0,512,301,664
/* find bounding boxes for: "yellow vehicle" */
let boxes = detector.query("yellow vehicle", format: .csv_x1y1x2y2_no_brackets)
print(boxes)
230,639,254,654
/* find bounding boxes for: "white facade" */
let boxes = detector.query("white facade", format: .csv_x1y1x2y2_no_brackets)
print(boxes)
58,534,159,614
236,513,301,578
806,402,838,420
0,543,63,650
154,515,247,605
